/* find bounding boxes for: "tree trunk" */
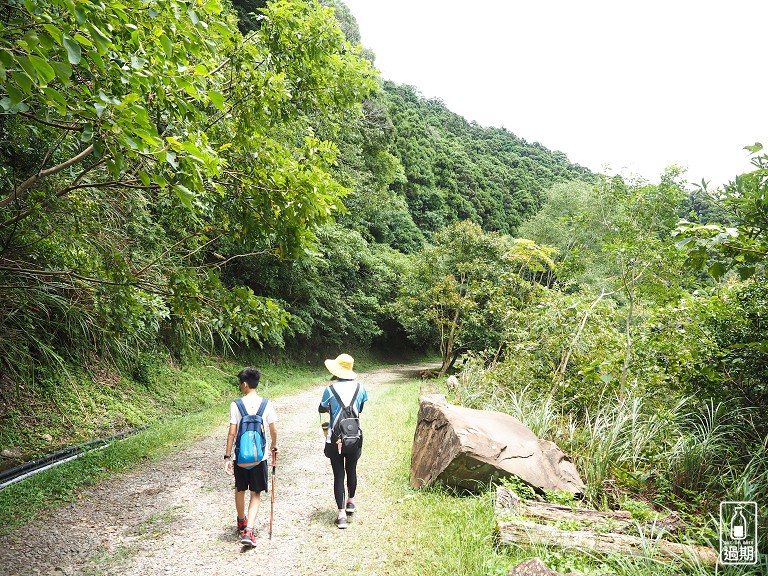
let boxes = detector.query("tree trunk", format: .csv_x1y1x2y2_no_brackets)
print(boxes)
438,308,460,377
619,290,634,400
555,288,612,385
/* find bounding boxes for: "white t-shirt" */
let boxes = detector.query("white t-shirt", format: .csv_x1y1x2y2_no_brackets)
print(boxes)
230,393,277,461
328,379,360,406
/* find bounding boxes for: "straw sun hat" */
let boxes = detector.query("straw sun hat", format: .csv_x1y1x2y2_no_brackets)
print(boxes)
324,353,357,380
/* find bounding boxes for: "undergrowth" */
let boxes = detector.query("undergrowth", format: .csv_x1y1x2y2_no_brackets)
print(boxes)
0,351,332,461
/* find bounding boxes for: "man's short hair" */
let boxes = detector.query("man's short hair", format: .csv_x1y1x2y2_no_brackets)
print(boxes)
237,367,261,389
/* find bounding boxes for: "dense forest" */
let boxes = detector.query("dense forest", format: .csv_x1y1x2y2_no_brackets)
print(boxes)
1,0,767,568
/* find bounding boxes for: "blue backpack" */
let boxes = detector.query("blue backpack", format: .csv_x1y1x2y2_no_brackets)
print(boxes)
234,398,269,469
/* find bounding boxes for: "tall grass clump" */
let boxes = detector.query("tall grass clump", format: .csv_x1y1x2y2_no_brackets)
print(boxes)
667,401,742,494
450,356,767,540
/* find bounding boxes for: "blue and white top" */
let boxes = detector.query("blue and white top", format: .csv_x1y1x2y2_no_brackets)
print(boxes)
319,379,368,444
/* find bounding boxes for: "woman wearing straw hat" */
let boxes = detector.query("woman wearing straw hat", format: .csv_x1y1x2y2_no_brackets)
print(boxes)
318,353,368,529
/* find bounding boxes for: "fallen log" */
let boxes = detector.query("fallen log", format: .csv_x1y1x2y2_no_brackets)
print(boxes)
496,486,632,528
496,518,718,566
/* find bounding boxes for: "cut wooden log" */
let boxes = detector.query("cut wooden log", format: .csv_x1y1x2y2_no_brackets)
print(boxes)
496,486,688,538
496,486,632,528
497,518,718,566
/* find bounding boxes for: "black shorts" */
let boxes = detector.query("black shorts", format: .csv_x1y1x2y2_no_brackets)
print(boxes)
233,460,268,492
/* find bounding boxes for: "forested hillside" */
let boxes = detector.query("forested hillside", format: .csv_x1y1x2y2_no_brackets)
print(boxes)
2,0,767,567
0,0,591,388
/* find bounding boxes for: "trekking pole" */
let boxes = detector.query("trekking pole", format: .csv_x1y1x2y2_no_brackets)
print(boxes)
269,448,276,540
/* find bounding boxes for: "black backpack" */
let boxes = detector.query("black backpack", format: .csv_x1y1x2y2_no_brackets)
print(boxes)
330,383,362,454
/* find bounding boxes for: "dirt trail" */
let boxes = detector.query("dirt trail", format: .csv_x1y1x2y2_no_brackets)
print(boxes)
0,364,427,576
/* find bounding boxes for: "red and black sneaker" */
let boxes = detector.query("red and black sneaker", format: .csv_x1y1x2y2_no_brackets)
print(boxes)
237,516,248,535
241,527,257,547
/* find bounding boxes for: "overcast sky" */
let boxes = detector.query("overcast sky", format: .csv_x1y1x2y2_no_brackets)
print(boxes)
341,0,767,188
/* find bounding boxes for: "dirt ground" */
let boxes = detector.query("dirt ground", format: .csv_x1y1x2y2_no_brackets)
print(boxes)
0,364,426,576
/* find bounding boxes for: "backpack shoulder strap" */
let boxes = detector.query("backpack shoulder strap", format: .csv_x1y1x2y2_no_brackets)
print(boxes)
256,397,268,417
234,398,249,417
329,385,345,407
330,383,360,417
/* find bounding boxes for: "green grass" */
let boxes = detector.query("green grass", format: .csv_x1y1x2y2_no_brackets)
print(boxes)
0,357,327,535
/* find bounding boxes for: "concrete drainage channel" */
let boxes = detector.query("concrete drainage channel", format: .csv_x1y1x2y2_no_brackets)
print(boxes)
0,426,148,491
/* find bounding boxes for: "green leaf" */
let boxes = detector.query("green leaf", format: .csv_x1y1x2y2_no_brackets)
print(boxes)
42,24,63,45
29,55,55,84
73,33,93,48
88,49,106,71
63,35,82,65
178,79,199,100
6,84,23,105
80,123,94,142
159,35,173,57
737,266,756,280
708,262,727,279
50,60,73,83
174,184,196,210
41,87,67,113
153,174,167,188
22,30,41,54
16,56,37,82
207,89,225,110
131,55,147,70
94,102,106,117
86,24,111,54
11,71,33,94
744,142,763,154
165,150,179,169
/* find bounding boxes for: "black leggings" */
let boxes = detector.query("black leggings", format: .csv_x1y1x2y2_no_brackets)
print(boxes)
325,444,361,509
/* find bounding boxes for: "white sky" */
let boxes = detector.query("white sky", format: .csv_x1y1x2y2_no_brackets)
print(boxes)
341,0,768,188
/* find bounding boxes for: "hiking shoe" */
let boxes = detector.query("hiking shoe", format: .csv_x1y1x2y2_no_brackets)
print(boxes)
237,516,248,534
241,527,257,546
345,502,356,514
335,516,348,529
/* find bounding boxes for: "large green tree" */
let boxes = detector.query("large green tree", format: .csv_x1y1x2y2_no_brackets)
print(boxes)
394,221,554,375
0,0,375,375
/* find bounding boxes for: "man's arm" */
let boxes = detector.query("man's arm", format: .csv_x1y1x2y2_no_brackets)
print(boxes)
225,423,237,474
269,422,278,453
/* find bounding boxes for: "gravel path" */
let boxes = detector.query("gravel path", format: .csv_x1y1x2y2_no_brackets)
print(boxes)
0,364,426,576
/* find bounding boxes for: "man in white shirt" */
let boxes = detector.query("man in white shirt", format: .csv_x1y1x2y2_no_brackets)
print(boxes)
224,367,278,546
